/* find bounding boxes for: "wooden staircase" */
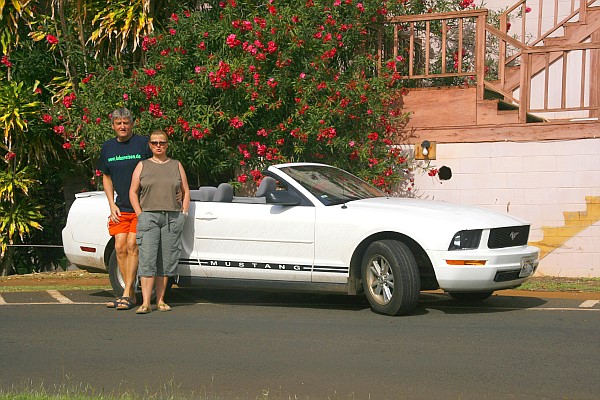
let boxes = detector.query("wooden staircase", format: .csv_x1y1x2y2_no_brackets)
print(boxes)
379,0,600,142
502,2,600,93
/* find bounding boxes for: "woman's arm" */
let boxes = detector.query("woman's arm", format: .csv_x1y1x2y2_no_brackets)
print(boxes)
129,162,144,216
178,162,191,215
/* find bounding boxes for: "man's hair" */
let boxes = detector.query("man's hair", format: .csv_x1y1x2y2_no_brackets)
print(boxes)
110,108,134,123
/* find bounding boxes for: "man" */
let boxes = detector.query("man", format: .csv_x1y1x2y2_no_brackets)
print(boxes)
97,108,151,310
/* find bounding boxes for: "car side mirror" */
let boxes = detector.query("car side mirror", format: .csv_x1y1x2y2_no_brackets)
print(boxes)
266,191,302,206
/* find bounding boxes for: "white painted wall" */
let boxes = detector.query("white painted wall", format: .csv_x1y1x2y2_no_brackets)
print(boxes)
411,138,600,277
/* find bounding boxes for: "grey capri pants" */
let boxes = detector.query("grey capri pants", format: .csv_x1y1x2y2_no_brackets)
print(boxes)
136,211,186,277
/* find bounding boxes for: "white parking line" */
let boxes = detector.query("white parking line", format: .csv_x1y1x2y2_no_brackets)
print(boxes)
0,294,6,305
579,300,600,308
47,290,74,304
0,302,105,306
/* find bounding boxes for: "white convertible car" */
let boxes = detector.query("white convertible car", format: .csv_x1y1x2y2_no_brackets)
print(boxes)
62,163,539,315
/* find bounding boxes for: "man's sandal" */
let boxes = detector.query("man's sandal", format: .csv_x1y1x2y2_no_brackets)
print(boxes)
157,303,172,312
116,296,136,310
106,297,122,308
136,305,152,314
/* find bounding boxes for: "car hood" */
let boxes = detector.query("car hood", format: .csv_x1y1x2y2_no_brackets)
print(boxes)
348,196,529,230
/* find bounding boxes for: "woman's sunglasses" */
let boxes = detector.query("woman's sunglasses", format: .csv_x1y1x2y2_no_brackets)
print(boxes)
150,141,167,146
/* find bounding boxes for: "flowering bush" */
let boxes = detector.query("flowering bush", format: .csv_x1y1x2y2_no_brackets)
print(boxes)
49,0,435,191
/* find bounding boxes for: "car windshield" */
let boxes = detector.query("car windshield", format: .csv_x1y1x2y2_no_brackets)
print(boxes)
279,165,384,206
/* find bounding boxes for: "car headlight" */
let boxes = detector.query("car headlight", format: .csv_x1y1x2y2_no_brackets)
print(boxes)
448,229,482,250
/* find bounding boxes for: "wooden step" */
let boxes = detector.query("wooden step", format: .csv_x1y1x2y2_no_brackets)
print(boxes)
542,36,566,46
400,86,477,128
477,100,519,124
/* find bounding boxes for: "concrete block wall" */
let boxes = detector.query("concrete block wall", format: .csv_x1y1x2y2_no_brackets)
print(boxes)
411,138,600,277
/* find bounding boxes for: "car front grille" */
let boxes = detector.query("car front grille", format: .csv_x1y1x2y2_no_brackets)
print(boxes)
494,270,521,282
488,225,530,249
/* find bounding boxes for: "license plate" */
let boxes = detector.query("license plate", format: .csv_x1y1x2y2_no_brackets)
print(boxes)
519,257,536,278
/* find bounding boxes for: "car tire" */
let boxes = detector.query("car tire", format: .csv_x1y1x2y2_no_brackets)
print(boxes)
107,248,172,298
448,291,494,301
361,240,420,316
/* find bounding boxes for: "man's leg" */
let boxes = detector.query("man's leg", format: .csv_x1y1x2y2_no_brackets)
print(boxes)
122,231,138,300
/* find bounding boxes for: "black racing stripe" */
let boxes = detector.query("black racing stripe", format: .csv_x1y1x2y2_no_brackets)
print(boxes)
178,259,348,274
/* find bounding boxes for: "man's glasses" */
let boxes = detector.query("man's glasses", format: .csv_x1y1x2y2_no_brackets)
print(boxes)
150,141,167,146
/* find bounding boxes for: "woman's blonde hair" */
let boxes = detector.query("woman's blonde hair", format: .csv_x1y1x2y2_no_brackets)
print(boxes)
150,130,168,141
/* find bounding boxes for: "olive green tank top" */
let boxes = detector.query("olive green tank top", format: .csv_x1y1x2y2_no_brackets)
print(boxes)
139,159,182,212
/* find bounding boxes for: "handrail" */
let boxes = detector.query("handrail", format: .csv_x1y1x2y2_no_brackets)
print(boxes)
386,9,487,23
504,0,527,15
523,41,600,54
485,23,527,50
483,81,520,105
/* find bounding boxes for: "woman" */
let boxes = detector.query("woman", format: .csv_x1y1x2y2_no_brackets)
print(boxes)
129,130,191,314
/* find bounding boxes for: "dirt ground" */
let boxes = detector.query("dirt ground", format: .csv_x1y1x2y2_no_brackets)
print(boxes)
0,270,110,287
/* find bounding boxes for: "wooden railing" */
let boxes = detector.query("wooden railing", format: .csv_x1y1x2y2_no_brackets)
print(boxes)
380,9,488,101
500,0,598,48
378,1,600,122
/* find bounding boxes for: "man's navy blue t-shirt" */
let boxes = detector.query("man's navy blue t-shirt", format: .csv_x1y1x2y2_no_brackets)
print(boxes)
97,135,151,213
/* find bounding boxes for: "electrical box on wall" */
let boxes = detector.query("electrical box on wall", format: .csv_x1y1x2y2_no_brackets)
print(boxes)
414,141,436,160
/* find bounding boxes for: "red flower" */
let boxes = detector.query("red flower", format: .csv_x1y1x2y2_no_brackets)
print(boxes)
171,13,179,22
367,132,379,141
169,28,177,36
237,174,248,183
226,34,241,48
53,125,65,135
1,55,12,67
142,36,157,51
42,114,53,123
95,169,102,177
251,170,262,181
144,68,157,77
428,168,439,177
62,93,76,108
46,35,59,45
229,116,244,128
148,103,163,118
79,141,86,149
63,142,72,150
4,151,16,161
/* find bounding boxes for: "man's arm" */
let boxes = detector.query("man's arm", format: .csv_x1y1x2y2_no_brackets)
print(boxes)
103,174,121,223
129,163,144,216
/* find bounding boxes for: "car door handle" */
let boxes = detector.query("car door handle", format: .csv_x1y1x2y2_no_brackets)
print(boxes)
197,213,217,220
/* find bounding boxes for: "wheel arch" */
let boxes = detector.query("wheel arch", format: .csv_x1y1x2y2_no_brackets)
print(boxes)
348,231,439,293
103,237,115,268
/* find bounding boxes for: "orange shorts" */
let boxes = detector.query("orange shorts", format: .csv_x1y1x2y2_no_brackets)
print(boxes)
108,212,138,236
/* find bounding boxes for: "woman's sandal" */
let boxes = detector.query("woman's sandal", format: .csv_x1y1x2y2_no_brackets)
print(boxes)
157,303,172,312
136,305,152,314
116,296,136,310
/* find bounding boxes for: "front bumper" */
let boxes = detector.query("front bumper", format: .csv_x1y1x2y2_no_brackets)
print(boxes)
429,245,540,291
